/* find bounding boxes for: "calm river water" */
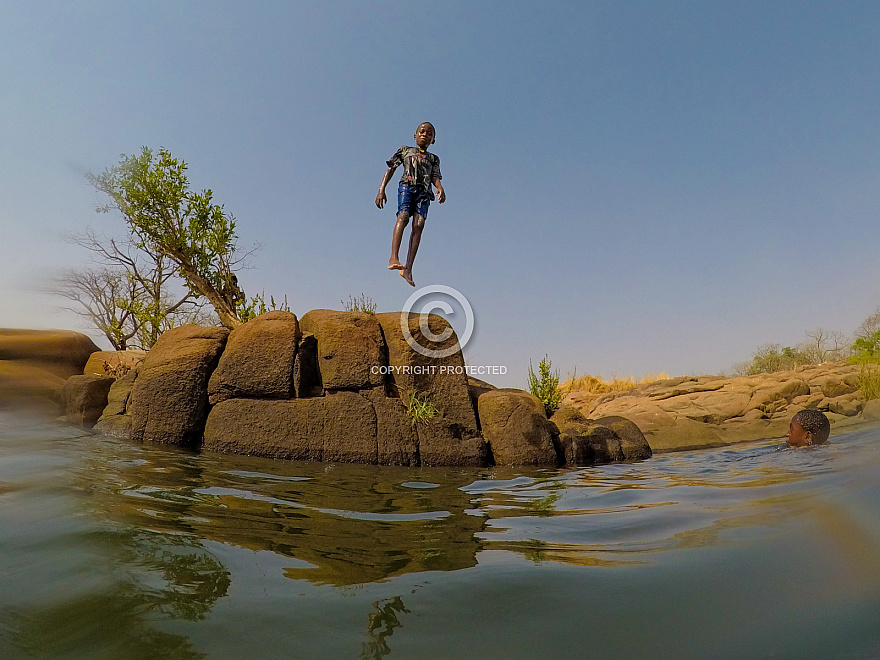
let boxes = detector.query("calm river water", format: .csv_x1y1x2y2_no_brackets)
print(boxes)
1,411,879,659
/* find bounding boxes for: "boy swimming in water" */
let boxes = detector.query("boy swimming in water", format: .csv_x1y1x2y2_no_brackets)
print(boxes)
375,122,445,287
786,409,831,447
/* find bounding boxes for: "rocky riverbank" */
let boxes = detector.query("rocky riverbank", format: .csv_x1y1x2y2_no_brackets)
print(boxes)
5,324,877,461
562,362,878,451
2,316,651,468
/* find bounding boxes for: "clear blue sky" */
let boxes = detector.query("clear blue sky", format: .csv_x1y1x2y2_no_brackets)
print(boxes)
2,1,879,387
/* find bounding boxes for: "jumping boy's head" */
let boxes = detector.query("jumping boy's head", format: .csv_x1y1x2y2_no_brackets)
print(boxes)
414,122,435,148
786,409,831,447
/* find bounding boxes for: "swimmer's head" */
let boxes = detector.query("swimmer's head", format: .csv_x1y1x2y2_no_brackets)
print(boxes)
414,122,435,147
786,409,830,447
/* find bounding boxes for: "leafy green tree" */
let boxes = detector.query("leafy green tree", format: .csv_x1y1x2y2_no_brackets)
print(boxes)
851,329,880,364
753,344,811,374
88,147,246,328
527,355,562,417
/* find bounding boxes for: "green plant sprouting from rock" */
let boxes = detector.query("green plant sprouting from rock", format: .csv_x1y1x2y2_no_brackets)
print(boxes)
528,355,562,417
238,292,290,323
401,389,439,426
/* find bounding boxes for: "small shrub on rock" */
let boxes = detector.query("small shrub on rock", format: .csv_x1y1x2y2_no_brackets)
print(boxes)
342,294,377,314
527,355,562,417
239,293,290,322
101,360,132,380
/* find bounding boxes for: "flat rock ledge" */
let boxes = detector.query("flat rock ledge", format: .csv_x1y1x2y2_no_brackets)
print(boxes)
564,361,878,452
61,311,652,468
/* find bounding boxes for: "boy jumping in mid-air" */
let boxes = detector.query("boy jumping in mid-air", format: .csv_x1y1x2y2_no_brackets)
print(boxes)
375,122,445,286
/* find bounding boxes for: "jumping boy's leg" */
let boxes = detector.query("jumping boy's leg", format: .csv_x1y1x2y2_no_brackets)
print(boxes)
401,214,425,287
388,212,410,270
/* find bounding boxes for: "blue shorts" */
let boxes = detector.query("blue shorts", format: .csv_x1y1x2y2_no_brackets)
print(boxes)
397,182,433,218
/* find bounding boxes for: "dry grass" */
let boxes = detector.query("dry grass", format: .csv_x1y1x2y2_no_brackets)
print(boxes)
560,372,669,396
858,364,880,401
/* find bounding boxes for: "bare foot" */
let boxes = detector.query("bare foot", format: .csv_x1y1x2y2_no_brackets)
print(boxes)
387,260,404,271
401,269,415,286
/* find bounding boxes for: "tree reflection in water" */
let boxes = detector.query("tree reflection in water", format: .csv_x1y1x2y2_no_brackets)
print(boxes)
2,527,229,660
361,595,410,659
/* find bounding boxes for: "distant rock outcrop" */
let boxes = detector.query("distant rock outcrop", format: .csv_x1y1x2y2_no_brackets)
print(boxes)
0,328,99,414
564,362,870,452
0,328,100,379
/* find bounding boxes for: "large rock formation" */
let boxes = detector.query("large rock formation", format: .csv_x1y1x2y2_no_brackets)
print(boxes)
565,362,869,452
128,325,229,447
208,311,300,403
200,310,490,466
82,311,652,469
477,389,559,465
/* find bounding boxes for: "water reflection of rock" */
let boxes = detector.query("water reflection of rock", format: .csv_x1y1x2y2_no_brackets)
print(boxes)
71,433,853,598
78,442,489,587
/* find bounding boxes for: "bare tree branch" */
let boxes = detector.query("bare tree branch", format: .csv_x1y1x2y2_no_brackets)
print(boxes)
53,227,214,350
50,267,138,350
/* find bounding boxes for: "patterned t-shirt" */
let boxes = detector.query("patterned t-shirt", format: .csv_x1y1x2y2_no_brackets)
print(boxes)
386,146,442,192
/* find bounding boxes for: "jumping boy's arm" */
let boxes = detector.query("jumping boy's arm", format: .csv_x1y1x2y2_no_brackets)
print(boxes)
375,166,397,209
433,177,445,204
